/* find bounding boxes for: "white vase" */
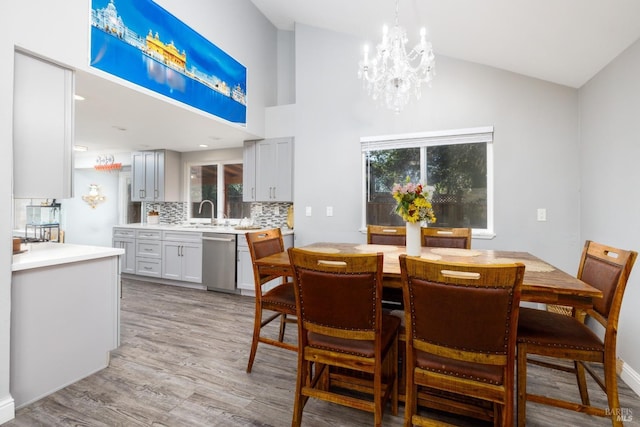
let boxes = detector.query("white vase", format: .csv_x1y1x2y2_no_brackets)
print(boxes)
406,222,421,256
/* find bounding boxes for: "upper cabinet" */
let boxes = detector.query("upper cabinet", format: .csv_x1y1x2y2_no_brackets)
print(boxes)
131,150,181,202
243,137,293,202
13,51,74,199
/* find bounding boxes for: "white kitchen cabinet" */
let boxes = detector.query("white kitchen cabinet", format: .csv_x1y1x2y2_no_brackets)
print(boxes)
134,229,162,278
161,231,202,283
243,138,293,202
112,228,135,274
242,140,257,202
131,150,181,202
13,51,74,199
236,235,254,291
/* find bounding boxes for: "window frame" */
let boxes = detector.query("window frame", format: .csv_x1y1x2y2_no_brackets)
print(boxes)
360,126,495,238
186,158,245,222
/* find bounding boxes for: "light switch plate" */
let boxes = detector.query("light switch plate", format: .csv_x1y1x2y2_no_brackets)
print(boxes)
305,206,312,216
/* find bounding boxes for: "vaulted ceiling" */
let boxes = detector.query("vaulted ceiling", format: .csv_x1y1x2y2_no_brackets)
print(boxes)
75,0,640,154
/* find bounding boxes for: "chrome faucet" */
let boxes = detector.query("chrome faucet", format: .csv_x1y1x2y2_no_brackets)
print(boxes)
198,200,215,224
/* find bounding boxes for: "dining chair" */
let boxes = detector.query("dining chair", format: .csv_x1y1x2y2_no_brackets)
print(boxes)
245,228,297,373
400,254,525,426
288,248,400,427
421,227,472,249
517,240,637,427
367,225,407,246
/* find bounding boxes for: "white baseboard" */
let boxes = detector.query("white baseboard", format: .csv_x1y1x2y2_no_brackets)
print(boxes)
621,362,640,397
0,395,15,424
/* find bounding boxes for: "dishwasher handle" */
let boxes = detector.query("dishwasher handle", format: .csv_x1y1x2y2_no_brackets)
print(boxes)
202,236,235,242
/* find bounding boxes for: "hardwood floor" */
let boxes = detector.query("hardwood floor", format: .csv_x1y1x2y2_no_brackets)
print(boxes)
6,279,640,426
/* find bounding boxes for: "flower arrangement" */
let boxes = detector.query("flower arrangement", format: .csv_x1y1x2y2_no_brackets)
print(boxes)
391,178,436,224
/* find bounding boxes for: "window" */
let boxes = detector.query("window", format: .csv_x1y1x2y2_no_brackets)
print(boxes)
189,162,250,220
362,127,494,236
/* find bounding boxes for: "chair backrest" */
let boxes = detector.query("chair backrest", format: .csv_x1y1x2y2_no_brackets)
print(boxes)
421,227,472,249
577,240,637,331
246,228,286,287
288,248,384,342
367,225,406,246
400,255,524,365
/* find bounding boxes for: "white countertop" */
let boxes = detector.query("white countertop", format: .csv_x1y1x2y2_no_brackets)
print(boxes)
12,242,125,272
115,223,294,236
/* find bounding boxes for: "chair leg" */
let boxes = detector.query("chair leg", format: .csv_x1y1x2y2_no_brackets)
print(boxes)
278,313,287,342
604,357,623,427
246,306,263,373
292,357,308,427
391,337,399,416
516,344,527,427
374,369,383,427
575,361,591,406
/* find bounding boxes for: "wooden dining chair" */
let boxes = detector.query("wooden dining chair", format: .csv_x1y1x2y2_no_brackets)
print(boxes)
367,225,406,246
245,228,297,373
517,240,637,427
288,248,400,427
400,254,525,426
421,227,472,249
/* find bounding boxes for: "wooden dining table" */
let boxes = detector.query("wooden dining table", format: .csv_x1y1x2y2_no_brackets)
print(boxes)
254,242,602,308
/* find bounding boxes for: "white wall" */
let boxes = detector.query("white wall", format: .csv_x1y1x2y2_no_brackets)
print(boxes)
579,38,640,389
62,169,120,247
292,24,581,271
1,0,277,421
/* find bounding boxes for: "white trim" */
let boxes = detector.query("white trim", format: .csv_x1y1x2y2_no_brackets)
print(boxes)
0,395,15,424
361,126,494,151
621,361,640,398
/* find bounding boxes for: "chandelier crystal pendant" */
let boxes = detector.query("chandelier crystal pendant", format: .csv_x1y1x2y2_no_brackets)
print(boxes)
358,0,435,113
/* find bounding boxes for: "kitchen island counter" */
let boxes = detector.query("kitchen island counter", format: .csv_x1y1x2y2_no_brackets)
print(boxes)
11,242,123,409
12,242,124,271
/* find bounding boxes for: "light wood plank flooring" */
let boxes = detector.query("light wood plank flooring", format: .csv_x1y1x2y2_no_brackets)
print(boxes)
6,279,640,426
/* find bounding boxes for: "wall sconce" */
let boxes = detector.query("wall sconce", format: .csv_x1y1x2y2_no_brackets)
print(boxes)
82,183,106,209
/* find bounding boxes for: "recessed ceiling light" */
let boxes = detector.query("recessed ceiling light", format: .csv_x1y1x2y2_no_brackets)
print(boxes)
73,145,88,152
199,144,209,148
74,94,85,101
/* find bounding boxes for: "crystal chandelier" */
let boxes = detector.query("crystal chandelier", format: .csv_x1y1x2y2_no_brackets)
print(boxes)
358,0,435,113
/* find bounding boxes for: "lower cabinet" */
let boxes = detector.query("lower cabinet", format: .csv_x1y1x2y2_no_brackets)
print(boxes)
113,228,135,274
135,229,162,278
162,240,203,283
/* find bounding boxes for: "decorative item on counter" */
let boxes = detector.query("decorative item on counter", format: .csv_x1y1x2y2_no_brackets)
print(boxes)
147,210,160,225
287,205,294,229
235,217,261,230
13,238,21,253
392,177,436,256
82,184,106,209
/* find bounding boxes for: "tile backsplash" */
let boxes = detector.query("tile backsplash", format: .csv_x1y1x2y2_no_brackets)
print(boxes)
144,201,292,229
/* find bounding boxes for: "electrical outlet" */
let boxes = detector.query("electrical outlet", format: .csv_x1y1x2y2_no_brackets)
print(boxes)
305,206,312,216
326,206,333,216
274,206,279,215
537,208,547,221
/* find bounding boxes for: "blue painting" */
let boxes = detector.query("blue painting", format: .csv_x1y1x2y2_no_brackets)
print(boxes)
90,0,247,126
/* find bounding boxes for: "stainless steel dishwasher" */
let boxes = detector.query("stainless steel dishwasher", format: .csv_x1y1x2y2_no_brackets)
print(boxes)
201,232,238,293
